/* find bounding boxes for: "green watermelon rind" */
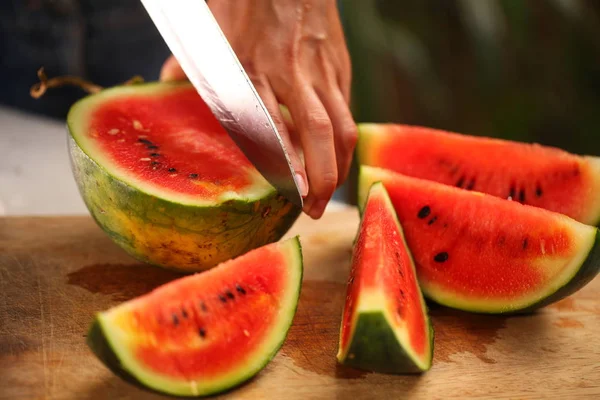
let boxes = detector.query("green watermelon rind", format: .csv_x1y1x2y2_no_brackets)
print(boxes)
67,82,301,272
356,123,600,228
338,182,434,373
87,236,304,397
357,166,600,315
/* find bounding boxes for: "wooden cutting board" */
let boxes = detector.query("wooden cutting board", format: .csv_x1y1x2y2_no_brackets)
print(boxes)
1,209,599,399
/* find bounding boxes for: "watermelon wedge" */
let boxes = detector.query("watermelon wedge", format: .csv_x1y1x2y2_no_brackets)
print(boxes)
67,82,300,272
87,236,303,397
357,124,600,226
358,166,600,314
337,182,433,373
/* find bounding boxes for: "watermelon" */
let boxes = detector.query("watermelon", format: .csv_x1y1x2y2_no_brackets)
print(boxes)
337,182,433,373
358,166,600,314
357,124,600,226
87,236,303,397
67,81,301,272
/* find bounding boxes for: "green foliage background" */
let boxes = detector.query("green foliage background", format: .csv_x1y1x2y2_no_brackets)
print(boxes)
337,0,600,202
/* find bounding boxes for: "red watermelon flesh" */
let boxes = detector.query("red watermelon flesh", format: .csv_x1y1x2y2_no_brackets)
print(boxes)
86,237,303,397
357,124,600,226
74,82,271,204
337,182,433,373
359,166,600,313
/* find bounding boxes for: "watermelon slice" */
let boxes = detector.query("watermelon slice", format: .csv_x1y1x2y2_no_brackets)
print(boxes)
87,236,303,397
67,82,300,272
337,182,433,373
357,124,600,226
358,166,600,314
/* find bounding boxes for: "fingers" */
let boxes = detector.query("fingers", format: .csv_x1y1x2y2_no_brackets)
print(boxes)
160,55,187,82
316,85,358,188
276,79,338,219
252,76,309,198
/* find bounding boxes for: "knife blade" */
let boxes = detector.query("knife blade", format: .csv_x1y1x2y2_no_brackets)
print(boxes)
140,0,303,207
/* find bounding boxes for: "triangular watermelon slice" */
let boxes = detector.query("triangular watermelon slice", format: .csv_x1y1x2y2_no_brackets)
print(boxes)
87,237,303,397
357,123,600,226
337,182,434,373
358,166,600,314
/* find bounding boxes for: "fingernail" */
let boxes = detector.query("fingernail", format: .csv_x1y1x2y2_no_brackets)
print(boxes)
295,173,308,197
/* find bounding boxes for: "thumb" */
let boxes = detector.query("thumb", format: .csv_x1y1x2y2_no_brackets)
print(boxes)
160,55,187,82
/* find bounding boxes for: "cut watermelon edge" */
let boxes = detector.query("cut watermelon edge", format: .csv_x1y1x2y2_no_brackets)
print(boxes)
67,81,276,208
87,236,304,397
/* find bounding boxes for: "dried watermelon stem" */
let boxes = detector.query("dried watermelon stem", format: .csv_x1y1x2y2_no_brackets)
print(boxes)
30,67,144,99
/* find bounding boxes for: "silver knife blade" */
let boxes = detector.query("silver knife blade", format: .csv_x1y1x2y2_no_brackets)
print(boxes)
140,0,303,207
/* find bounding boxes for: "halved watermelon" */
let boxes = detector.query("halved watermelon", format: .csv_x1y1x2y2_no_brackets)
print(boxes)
358,166,600,314
68,81,300,272
357,123,600,226
87,236,303,397
337,182,433,373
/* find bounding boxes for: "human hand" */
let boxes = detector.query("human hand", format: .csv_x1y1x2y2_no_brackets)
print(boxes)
160,0,357,219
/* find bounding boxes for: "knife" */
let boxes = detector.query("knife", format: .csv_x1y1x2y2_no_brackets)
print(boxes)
140,0,303,208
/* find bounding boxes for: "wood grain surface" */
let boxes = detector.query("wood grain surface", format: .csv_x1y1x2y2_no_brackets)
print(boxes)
1,210,599,399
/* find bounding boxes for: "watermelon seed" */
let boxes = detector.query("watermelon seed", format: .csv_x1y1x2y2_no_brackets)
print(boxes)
140,158,151,162
150,153,160,157
428,216,438,225
189,173,199,179
150,161,160,166
573,166,580,176
417,206,431,219
466,178,476,190
172,314,179,326
108,128,120,135
400,289,405,298
523,238,529,250
518,189,526,203
200,301,208,312
147,145,159,150
536,185,543,197
243,329,250,337
199,328,206,338
181,308,188,319
138,138,153,145
236,284,246,295
498,236,506,245
218,294,227,303
169,168,177,173
455,176,465,188
434,252,449,263
226,290,235,300
508,185,516,200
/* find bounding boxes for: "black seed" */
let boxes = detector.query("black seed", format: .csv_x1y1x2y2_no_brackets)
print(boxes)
226,290,234,300
168,168,177,173
138,138,152,145
573,166,580,176
219,294,227,303
418,206,431,219
400,289,405,298
200,302,208,312
181,308,188,319
450,166,459,176
146,145,159,150
518,188,526,203
150,153,160,157
150,161,160,166
522,238,529,250
536,185,543,197
199,328,206,338
434,252,449,263
509,185,516,200
498,236,506,245
189,173,199,179
456,176,466,188
172,314,179,326
236,284,246,295
466,178,476,190
428,216,438,226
